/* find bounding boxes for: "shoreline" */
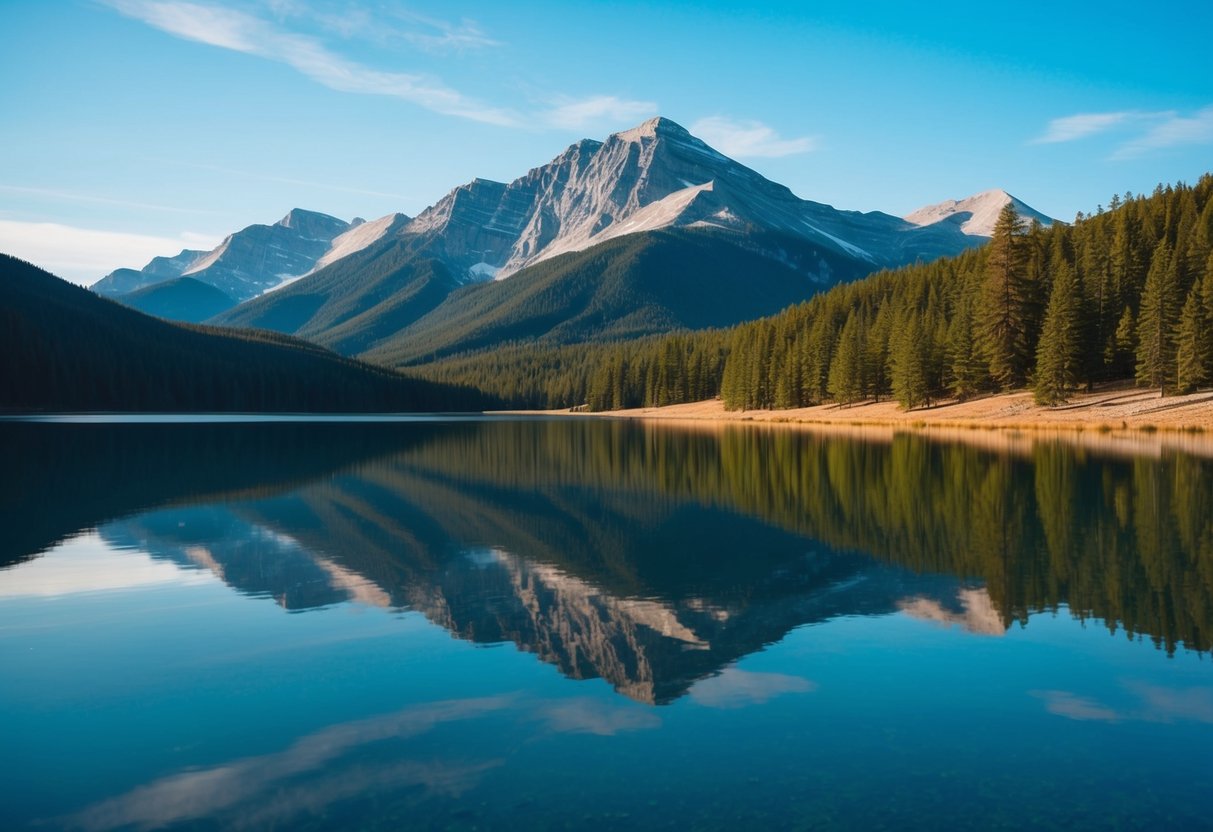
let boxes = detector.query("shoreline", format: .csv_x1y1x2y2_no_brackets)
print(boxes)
523,385,1213,432
507,385,1213,458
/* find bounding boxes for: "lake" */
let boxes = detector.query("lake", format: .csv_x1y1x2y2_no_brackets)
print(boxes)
2,417,1210,830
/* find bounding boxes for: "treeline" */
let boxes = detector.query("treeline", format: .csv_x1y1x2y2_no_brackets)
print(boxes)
389,420,1213,654
410,331,728,411
0,255,491,412
414,175,1213,411
719,174,1213,409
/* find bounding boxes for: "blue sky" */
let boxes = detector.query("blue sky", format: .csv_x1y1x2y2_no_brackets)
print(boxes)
2,0,1211,284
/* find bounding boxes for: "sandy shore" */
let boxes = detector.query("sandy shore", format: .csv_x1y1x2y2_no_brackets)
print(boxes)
581,386,1213,431
508,385,1213,458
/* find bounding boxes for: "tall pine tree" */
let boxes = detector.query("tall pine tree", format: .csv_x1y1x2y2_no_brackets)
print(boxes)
1135,240,1182,395
1176,283,1211,394
980,203,1031,388
1034,259,1083,405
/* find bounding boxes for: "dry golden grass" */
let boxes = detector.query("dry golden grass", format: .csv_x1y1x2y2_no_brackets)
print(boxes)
505,384,1213,459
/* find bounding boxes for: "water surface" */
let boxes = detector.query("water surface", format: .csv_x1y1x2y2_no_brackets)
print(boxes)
1,418,1210,830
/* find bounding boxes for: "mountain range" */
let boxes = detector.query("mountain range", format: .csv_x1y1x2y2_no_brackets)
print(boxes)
92,117,1054,365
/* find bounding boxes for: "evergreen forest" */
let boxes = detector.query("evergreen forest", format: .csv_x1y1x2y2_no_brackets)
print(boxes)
413,175,1213,411
0,255,489,412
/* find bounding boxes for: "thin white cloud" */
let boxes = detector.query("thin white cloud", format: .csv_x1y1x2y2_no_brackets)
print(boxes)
104,0,520,126
263,2,500,52
542,95,658,130
689,116,817,158
1031,683,1213,725
1032,112,1135,144
537,698,660,735
689,668,816,709
1031,689,1121,722
66,697,512,831
397,13,501,53
1112,105,1213,160
0,184,219,215
105,2,659,133
0,219,219,285
1032,106,1213,159
168,161,412,200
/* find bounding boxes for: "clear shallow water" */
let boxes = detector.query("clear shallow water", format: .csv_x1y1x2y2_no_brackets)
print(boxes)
1,419,1210,830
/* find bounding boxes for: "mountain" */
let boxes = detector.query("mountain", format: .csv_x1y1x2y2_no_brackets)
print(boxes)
92,209,357,302
394,116,1007,281
904,188,1056,237
213,117,1052,359
359,226,869,366
212,235,463,355
308,211,412,275
92,248,207,296
0,254,487,412
114,276,237,322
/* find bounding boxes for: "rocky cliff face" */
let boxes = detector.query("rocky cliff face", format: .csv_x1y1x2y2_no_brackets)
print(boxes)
93,209,354,301
392,116,1032,282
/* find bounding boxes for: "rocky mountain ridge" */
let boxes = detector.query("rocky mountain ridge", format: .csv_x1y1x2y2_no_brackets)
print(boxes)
94,117,1055,306
93,208,358,301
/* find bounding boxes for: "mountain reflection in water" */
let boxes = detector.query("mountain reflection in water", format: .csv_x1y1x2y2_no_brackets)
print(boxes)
4,418,1211,705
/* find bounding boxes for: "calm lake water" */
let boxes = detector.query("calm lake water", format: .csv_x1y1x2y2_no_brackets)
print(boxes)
2,417,1210,830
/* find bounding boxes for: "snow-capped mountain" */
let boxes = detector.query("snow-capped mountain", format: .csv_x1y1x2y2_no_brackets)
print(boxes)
93,209,358,301
904,189,1055,237
393,116,1022,283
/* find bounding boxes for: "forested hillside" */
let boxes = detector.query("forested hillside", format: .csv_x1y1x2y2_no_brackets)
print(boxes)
414,176,1213,411
363,227,855,367
115,277,237,323
0,255,488,412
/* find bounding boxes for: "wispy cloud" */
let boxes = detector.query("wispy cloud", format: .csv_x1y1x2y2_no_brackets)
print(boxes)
104,0,521,125
0,219,220,285
1031,689,1121,722
1031,683,1213,725
65,697,512,831
0,184,220,215
1112,105,1213,159
395,12,501,53
689,668,816,709
1032,112,1137,144
543,95,658,130
168,161,412,200
262,1,500,52
1032,106,1213,159
689,116,817,158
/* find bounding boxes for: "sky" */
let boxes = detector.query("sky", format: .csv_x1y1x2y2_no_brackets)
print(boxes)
1,0,1211,285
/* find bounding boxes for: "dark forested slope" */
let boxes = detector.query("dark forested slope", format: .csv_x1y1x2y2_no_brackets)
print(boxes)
0,255,487,412
115,276,238,323
361,227,865,367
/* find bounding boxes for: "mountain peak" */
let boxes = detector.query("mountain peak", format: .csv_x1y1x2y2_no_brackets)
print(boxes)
613,116,688,142
904,189,1055,237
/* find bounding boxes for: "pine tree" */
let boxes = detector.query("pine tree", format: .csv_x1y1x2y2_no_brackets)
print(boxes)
1135,240,1182,395
1176,284,1210,393
1111,198,1147,310
828,310,865,406
866,302,893,402
891,314,929,410
980,203,1031,388
947,292,984,400
1034,259,1082,405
